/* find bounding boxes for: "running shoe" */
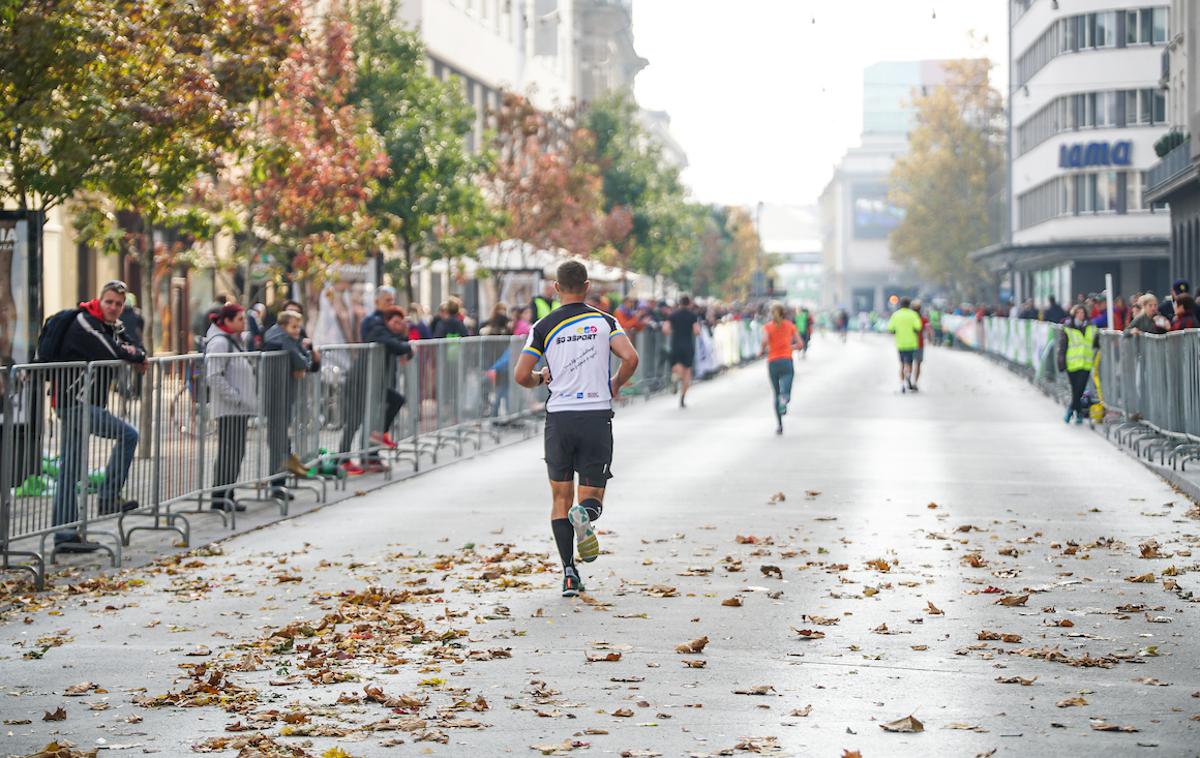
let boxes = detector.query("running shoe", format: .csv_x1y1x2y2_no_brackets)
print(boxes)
341,462,365,477
568,504,600,563
1075,416,1084,425
1063,409,1073,423
369,431,398,449
562,568,584,597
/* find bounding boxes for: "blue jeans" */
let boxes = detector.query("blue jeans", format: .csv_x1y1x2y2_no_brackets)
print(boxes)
53,404,139,539
768,359,794,409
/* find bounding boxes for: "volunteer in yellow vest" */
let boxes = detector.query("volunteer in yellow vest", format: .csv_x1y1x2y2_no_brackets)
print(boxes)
886,297,924,393
531,280,561,321
1059,304,1099,425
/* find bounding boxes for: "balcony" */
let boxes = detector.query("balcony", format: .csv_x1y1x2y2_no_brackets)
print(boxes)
1145,137,1198,204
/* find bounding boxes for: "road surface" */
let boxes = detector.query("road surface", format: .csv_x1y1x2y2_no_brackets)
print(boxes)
2,334,1198,757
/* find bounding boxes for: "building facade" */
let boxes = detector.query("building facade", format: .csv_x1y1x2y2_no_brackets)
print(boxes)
819,61,948,312
975,0,1172,305
574,0,646,104
1145,0,1200,286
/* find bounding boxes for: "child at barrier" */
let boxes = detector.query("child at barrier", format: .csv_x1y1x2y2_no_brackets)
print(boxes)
205,304,256,511
339,306,412,474
263,310,321,498
49,280,147,553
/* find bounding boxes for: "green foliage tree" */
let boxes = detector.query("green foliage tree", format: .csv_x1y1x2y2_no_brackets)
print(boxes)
888,58,1005,301
350,0,495,303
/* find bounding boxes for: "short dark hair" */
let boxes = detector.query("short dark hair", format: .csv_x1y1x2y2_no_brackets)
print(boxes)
899,297,911,308
383,306,407,321
679,295,692,307
556,260,588,294
1175,294,1195,313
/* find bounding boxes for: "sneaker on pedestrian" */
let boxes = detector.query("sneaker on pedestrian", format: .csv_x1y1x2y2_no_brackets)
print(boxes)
98,499,139,516
363,462,388,474
271,487,295,501
561,567,584,597
369,431,398,450
901,382,907,394
211,499,247,513
1063,409,1073,423
341,462,365,477
568,504,600,563
54,532,102,553
1075,415,1084,425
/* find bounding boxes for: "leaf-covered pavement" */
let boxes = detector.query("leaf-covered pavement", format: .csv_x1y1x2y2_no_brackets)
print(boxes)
1,339,1198,757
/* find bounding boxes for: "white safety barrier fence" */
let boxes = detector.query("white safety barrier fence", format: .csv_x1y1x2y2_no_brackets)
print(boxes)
2,321,764,588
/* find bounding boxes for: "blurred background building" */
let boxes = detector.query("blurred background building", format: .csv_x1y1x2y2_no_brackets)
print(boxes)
975,1,1172,305
819,61,950,312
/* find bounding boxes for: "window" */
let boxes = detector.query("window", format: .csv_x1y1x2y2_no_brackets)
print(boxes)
1094,12,1117,48
1017,88,1169,156
1096,171,1118,212
1127,171,1144,211
1019,7,1170,85
1154,91,1167,122
1152,7,1168,43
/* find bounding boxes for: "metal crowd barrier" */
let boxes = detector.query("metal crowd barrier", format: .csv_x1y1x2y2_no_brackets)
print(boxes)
1,323,764,589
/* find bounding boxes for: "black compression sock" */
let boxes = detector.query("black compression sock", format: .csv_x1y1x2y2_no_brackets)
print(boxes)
551,518,575,569
580,497,603,523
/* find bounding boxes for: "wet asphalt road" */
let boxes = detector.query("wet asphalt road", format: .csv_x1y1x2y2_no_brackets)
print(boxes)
1,334,1198,757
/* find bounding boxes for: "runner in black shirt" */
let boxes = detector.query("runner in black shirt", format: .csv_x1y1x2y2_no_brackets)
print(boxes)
514,261,640,597
664,295,701,408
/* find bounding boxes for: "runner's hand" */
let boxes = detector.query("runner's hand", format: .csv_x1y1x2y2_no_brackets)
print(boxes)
538,367,551,385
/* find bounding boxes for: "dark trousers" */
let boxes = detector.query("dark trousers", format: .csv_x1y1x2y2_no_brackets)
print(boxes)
1067,369,1090,417
340,384,404,458
267,385,294,488
53,404,139,539
768,359,794,403
213,415,249,500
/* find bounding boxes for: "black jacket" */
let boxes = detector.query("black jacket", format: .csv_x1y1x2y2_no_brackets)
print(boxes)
57,308,146,409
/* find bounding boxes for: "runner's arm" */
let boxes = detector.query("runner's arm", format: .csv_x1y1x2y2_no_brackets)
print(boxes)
513,352,549,389
609,333,639,395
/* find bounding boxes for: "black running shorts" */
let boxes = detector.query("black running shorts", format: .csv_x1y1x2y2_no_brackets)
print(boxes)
669,346,694,369
544,410,614,487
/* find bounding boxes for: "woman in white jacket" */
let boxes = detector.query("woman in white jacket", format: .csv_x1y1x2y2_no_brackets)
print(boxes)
205,304,257,511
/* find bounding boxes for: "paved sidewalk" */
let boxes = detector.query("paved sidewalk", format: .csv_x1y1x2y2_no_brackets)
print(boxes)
1,336,1197,757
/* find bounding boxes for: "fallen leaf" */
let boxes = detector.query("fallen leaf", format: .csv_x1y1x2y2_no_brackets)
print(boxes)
880,714,924,733
943,722,988,732
802,614,840,626
926,601,944,615
1134,677,1170,687
1090,720,1138,733
1125,573,1155,583
63,682,98,696
681,659,707,668
865,558,891,572
721,596,743,607
732,685,776,696
768,491,787,503
1057,696,1088,707
644,584,678,598
792,628,826,641
996,594,1029,607
42,707,67,722
996,676,1037,686
612,708,634,718
760,565,783,579
586,651,622,663
790,705,812,717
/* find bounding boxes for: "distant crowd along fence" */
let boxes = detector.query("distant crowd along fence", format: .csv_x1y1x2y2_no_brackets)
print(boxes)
0,320,765,589
941,314,1200,469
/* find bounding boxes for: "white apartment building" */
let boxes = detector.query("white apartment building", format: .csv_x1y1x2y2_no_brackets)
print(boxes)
975,0,1172,305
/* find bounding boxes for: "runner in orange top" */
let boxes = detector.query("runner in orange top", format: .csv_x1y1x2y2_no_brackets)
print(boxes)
761,304,805,434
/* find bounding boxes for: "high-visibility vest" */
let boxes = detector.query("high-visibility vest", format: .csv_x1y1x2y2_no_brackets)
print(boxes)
534,296,559,320
1064,324,1097,371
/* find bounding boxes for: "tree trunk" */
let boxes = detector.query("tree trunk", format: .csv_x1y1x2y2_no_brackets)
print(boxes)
402,238,415,304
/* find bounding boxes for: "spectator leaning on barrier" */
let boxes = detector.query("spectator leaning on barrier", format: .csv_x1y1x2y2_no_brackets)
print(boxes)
50,280,147,552
1059,304,1099,426
359,286,397,341
1126,293,1169,335
263,310,321,498
1171,295,1199,331
513,306,534,337
205,304,257,512
340,306,412,475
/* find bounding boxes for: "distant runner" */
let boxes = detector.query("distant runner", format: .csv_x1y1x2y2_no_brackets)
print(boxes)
514,261,640,598
664,295,701,408
794,306,813,359
910,299,930,391
763,303,804,434
886,297,923,393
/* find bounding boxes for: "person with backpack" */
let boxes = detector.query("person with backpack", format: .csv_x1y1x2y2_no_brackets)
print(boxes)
47,280,147,553
204,304,257,511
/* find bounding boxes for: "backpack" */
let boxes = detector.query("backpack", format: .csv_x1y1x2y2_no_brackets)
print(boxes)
35,308,81,363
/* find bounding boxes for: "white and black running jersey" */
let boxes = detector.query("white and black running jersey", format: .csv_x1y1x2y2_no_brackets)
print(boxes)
522,302,626,412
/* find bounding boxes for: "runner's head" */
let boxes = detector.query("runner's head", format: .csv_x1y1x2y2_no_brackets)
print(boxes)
678,295,692,308
554,260,590,302
770,302,786,323
899,297,911,309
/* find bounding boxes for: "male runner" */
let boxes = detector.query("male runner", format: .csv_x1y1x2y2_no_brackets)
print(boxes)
887,297,923,393
663,295,701,407
514,261,640,597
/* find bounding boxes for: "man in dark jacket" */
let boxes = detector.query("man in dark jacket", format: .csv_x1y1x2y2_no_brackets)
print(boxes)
53,281,147,552
340,307,412,473
359,286,397,342
263,309,321,497
1042,296,1067,324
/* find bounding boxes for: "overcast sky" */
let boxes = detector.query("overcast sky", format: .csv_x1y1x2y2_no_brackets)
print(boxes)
632,1,1008,209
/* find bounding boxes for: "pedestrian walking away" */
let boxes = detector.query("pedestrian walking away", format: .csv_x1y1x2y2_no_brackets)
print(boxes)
1058,304,1099,425
514,260,639,598
663,295,700,408
762,303,804,435
887,297,923,393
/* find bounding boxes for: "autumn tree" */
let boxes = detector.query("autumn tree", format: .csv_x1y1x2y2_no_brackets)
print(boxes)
484,93,630,260
350,0,494,302
888,58,1005,300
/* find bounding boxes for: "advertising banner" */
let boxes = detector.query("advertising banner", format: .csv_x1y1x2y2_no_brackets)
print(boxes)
0,210,42,367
